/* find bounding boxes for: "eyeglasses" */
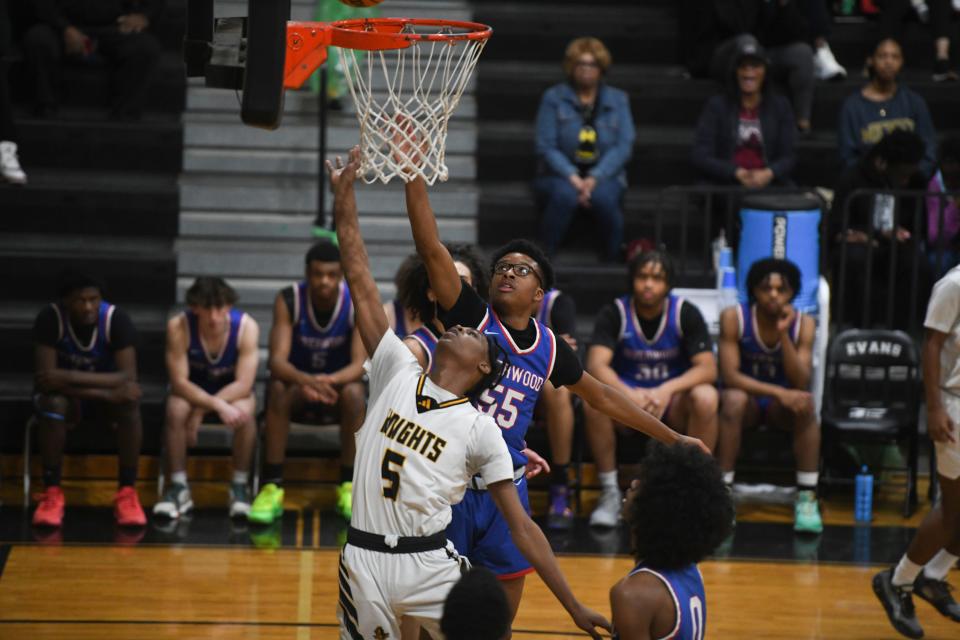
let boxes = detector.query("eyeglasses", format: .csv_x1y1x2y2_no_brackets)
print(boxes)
494,261,543,285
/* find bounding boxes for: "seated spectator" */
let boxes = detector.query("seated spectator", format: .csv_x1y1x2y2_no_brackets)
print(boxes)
692,40,797,189
683,0,815,132
717,258,822,534
610,443,733,639
154,277,259,521
249,241,365,524
880,0,958,81
441,567,511,640
534,287,579,530
585,250,718,528
32,272,145,528
24,0,163,119
0,0,25,184
838,38,937,177
927,136,960,277
799,0,847,80
396,242,487,370
534,36,635,262
830,129,927,328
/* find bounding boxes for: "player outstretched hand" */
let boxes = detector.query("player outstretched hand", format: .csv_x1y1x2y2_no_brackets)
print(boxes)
326,146,362,193
571,604,612,639
522,447,551,479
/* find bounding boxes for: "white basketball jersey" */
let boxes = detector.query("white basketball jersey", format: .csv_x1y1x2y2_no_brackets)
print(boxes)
351,330,514,538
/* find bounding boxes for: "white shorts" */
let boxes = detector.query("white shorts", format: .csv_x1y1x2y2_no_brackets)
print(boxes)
338,541,468,640
937,392,960,480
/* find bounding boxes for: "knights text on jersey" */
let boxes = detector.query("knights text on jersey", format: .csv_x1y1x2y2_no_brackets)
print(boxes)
351,330,514,538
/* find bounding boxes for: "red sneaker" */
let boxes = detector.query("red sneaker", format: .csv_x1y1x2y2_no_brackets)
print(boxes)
32,486,65,527
114,486,147,527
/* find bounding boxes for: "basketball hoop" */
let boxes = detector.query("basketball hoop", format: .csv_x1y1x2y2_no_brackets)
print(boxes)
284,18,492,185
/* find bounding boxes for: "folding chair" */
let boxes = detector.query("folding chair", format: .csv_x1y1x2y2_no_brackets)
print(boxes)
820,329,921,517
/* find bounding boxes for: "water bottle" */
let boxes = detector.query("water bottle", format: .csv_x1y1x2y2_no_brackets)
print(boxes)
717,265,739,311
855,465,874,523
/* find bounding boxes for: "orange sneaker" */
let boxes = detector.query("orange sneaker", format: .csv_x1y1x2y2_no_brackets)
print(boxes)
114,486,147,527
32,486,65,527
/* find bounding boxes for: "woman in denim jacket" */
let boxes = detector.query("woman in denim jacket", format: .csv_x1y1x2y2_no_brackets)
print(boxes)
534,37,635,262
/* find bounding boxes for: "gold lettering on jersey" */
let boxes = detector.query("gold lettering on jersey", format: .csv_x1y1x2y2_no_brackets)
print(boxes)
379,410,448,462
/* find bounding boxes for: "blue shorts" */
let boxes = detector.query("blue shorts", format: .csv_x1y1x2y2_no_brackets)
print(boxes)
446,475,534,580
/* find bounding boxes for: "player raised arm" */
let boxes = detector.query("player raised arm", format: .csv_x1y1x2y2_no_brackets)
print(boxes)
327,147,389,357
567,372,709,453
487,480,611,639
403,177,463,310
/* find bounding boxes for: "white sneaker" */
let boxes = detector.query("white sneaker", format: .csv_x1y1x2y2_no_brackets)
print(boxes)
229,483,251,518
814,45,847,81
0,141,27,185
153,483,193,519
589,486,623,528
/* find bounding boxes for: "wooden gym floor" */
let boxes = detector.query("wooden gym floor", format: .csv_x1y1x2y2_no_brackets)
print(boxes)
1,474,959,638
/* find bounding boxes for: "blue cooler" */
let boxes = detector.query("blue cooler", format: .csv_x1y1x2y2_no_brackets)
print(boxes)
737,193,821,313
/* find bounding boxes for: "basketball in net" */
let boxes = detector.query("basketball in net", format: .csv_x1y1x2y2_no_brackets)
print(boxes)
330,18,492,185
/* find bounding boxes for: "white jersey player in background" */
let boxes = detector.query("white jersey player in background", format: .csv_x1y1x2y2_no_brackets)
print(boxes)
328,148,610,640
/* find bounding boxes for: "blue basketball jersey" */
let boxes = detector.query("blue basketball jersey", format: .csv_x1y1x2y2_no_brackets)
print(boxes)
536,288,561,328
392,299,408,337
288,280,354,374
477,307,557,467
52,301,116,372
407,325,439,371
186,308,246,394
615,563,706,640
737,303,802,386
611,294,690,389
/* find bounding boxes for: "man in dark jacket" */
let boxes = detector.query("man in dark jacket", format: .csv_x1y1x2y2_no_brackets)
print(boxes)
691,40,796,188
23,0,164,119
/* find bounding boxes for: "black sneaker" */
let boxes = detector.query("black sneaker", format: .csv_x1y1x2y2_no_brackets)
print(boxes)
873,568,924,639
933,58,959,82
914,572,960,622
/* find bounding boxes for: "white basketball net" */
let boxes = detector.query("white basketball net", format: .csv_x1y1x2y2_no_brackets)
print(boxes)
338,24,487,184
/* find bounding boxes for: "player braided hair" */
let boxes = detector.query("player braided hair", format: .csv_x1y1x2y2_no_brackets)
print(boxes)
467,335,510,402
627,442,734,570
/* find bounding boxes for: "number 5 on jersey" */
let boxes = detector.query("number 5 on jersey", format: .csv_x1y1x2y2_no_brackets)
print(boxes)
478,384,525,429
381,449,406,500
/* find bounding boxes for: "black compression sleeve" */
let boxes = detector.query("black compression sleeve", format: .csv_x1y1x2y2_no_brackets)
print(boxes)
32,305,60,347
590,303,622,351
549,335,584,387
549,293,578,337
107,308,138,350
680,301,712,356
438,281,488,329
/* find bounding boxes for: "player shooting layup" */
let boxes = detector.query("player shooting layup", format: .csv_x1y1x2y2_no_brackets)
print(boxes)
328,148,610,640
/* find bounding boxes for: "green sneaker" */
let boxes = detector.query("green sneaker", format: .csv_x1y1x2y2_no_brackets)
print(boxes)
336,481,353,521
794,490,823,534
248,483,285,524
